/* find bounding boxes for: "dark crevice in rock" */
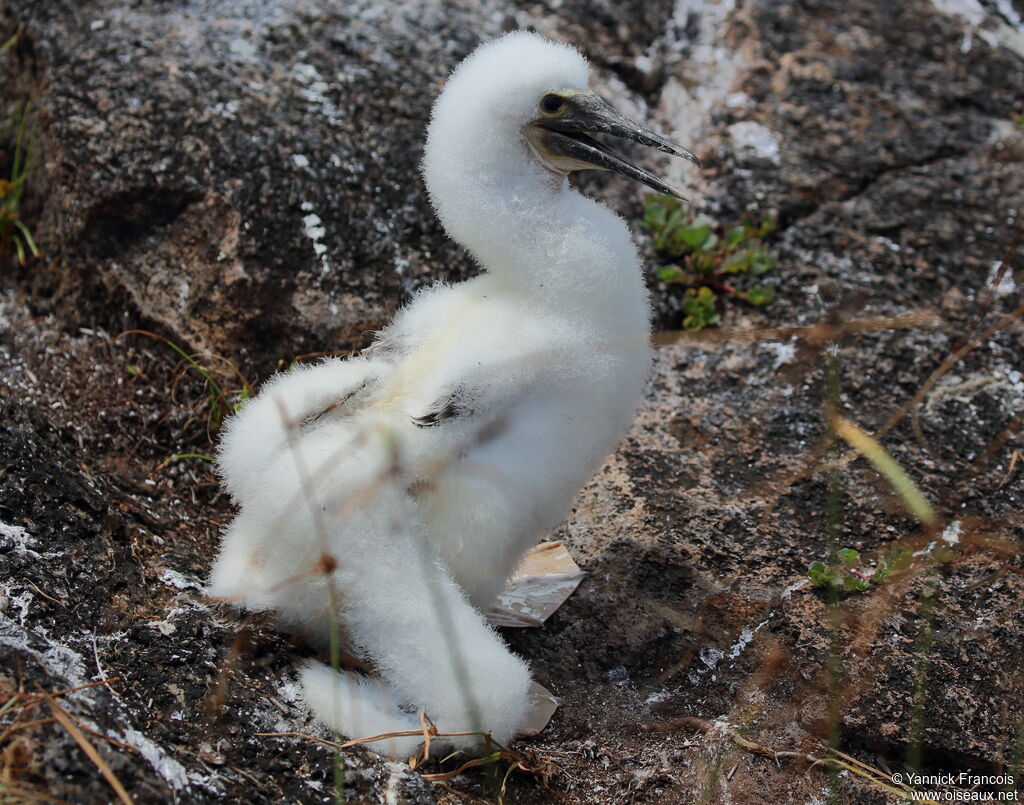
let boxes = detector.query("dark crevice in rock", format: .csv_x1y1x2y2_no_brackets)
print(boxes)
775,142,977,235
79,188,206,260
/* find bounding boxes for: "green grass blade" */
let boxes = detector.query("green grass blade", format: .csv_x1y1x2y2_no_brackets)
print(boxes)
156,452,214,470
0,32,17,57
12,102,30,183
833,415,936,526
12,218,39,256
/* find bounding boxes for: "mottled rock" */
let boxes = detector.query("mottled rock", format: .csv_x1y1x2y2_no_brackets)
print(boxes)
2,0,505,368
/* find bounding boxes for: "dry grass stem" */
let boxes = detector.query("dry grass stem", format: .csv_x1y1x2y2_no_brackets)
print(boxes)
653,310,943,347
42,689,134,805
6,678,122,715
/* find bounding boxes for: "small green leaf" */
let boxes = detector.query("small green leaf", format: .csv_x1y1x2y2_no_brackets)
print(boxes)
689,253,717,276
680,295,703,314
844,576,871,592
665,204,684,232
656,264,687,284
747,285,775,306
932,546,954,565
748,248,777,275
871,546,916,585
808,561,831,586
681,286,719,330
679,217,712,248
837,548,860,565
757,212,778,237
663,229,694,258
721,250,752,274
642,205,666,231
643,196,781,325
725,225,748,247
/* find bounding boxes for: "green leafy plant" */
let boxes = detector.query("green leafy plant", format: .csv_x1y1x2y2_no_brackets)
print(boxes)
680,286,719,330
1,103,40,265
642,194,778,329
1,31,40,265
867,546,914,584
808,548,871,595
807,542,950,596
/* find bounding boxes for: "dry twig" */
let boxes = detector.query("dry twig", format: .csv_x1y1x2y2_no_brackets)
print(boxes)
42,688,134,805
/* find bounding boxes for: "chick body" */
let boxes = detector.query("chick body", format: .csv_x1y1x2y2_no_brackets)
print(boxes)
211,31,659,758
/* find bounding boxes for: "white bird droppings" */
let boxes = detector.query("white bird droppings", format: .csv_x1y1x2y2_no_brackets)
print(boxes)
987,260,1017,296
727,627,755,660
724,92,751,109
228,38,258,63
383,762,416,805
0,619,91,697
302,213,327,252
302,211,330,271
763,340,797,369
0,521,62,560
941,520,962,545
119,728,191,791
728,121,782,163
930,0,1024,56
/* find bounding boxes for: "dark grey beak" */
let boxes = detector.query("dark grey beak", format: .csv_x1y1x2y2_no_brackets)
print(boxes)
531,91,700,199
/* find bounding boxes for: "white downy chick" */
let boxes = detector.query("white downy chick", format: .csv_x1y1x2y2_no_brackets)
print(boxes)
209,31,699,760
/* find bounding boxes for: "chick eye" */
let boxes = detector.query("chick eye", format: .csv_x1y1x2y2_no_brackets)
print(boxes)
540,93,564,114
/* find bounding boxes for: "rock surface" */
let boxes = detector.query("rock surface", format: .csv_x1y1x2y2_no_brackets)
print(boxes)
1,0,1023,803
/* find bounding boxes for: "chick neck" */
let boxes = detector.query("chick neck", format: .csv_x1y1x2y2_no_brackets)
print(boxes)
422,122,650,335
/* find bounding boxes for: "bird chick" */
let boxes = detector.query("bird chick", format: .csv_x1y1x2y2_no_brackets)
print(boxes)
209,31,698,760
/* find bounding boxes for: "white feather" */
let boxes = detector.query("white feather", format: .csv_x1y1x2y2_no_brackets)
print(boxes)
211,31,655,759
